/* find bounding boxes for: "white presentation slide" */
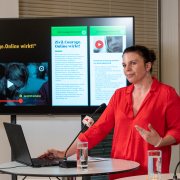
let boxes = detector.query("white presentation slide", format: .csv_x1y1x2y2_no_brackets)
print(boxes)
51,27,88,106
90,26,127,106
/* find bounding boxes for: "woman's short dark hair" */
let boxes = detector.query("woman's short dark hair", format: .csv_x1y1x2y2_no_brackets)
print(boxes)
123,45,156,73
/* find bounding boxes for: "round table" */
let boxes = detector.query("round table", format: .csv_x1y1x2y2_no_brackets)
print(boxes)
0,158,140,179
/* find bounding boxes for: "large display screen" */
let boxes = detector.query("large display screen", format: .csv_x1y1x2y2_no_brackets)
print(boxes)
0,17,134,115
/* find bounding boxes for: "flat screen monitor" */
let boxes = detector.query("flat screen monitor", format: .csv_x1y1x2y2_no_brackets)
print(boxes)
0,17,134,115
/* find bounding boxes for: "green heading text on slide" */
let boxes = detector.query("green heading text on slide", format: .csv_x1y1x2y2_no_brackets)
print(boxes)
90,26,126,36
51,26,87,36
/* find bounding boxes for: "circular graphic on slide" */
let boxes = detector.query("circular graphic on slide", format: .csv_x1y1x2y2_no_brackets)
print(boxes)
82,30,86,35
39,66,44,72
95,40,104,49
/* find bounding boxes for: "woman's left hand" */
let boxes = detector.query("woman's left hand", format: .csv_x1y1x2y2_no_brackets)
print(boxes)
135,124,162,146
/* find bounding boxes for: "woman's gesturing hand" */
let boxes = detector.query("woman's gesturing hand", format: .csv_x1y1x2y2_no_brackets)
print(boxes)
135,123,162,147
37,149,65,159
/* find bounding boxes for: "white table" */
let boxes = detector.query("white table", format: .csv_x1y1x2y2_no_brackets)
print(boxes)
0,158,139,179
119,173,180,180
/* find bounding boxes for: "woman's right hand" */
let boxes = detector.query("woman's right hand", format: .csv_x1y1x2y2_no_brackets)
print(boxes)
37,139,81,160
37,149,65,159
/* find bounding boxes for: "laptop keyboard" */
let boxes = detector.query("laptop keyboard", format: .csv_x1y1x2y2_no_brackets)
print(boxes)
32,158,60,167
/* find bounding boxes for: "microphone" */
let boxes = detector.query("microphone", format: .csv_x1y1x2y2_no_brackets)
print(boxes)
59,103,106,168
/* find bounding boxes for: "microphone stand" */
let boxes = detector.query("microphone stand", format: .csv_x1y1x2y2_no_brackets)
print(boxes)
59,103,106,168
60,124,86,168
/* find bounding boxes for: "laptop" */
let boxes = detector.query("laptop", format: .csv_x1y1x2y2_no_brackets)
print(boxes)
3,122,61,167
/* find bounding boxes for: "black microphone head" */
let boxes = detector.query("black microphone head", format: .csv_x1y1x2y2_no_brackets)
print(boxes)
100,103,106,110
96,103,106,112
90,103,107,118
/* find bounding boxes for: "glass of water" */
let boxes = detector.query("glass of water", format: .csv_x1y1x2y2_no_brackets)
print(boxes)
148,150,162,180
77,142,88,171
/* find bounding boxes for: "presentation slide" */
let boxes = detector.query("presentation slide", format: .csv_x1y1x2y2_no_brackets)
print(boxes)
0,62,48,106
90,26,127,106
51,26,88,106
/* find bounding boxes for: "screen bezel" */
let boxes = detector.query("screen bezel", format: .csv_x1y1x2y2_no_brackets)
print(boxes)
0,16,134,115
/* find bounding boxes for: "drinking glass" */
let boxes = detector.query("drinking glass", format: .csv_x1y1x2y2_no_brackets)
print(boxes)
77,142,88,171
148,150,162,180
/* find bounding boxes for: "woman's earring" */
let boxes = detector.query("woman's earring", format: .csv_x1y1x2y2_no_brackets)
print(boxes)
146,71,150,77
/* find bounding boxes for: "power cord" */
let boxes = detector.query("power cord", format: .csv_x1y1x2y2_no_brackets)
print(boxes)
173,161,180,180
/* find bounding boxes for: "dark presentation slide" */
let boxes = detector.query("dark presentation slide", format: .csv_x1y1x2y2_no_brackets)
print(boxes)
0,20,49,108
